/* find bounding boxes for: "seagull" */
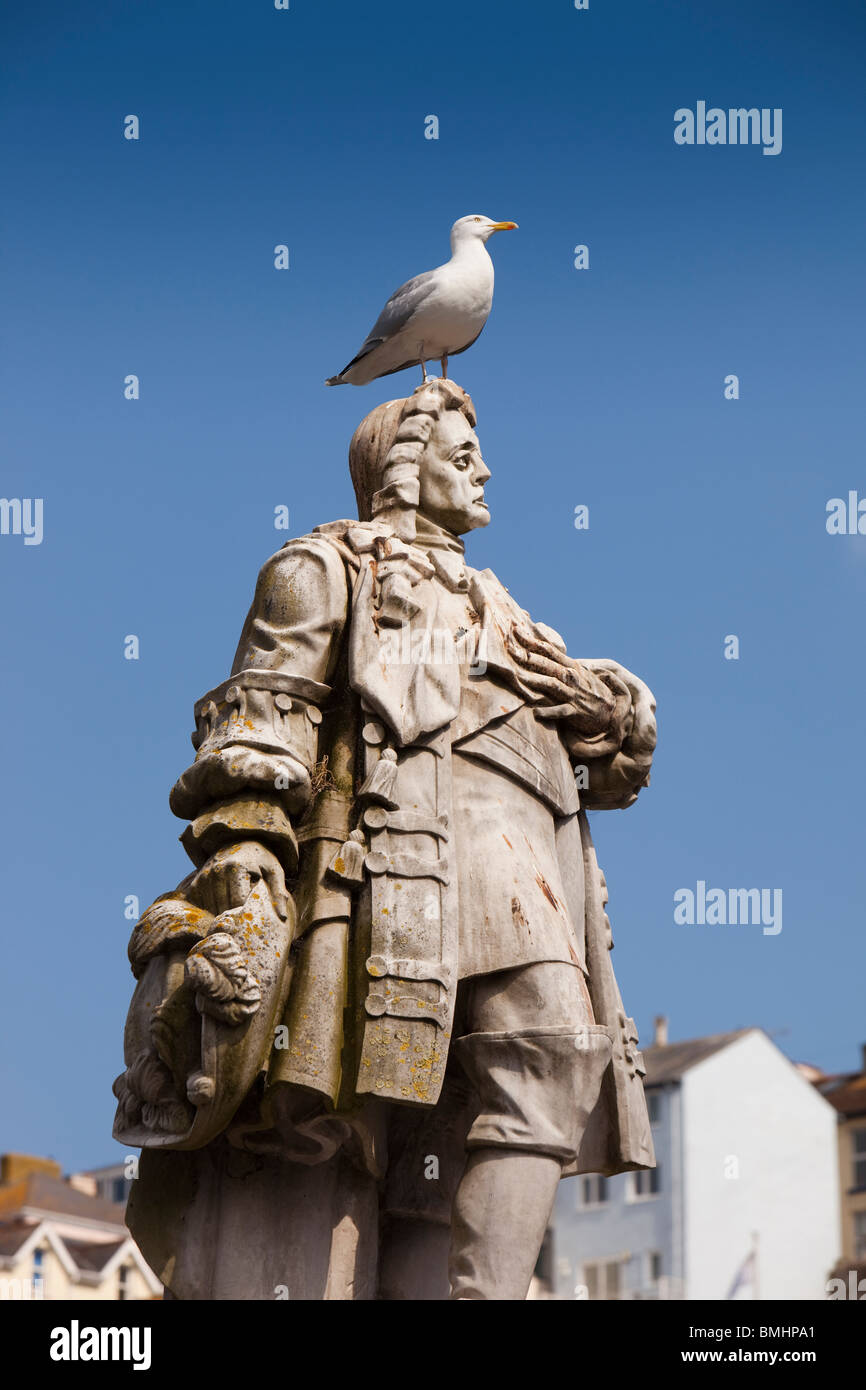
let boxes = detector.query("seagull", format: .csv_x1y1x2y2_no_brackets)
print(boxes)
325,214,518,386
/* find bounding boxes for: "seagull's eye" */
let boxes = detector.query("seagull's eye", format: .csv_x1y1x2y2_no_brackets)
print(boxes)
474,217,482,222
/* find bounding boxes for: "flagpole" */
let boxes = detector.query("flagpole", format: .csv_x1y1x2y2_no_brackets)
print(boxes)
751,1230,760,1301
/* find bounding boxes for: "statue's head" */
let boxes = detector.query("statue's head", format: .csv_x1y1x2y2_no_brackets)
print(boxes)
349,379,491,541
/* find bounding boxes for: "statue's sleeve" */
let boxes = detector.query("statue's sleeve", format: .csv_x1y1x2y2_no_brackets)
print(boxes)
562,660,657,811
168,536,349,873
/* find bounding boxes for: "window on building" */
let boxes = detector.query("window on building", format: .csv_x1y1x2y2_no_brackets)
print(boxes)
648,1250,663,1284
854,1211,866,1262
630,1166,660,1199
646,1092,661,1125
118,1265,130,1302
851,1128,866,1191
112,1176,127,1204
580,1175,608,1207
32,1247,44,1295
583,1258,622,1301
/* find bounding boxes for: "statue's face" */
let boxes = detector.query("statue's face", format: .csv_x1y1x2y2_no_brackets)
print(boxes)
417,410,491,535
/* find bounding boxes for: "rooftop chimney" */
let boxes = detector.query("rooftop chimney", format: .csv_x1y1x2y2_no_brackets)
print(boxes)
68,1173,98,1197
1,1153,62,1186
653,1015,669,1048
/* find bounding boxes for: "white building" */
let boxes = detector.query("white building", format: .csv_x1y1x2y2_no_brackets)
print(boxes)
547,1025,841,1300
0,1156,159,1301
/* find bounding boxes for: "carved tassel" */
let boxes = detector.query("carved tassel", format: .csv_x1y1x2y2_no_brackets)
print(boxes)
357,748,399,808
327,829,368,885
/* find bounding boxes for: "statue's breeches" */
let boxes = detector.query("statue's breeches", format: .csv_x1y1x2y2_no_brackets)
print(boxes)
455,961,612,1159
384,961,613,1222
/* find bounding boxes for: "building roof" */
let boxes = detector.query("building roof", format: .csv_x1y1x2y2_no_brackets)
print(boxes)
64,1238,126,1272
0,1172,125,1228
0,1219,35,1257
644,1029,752,1085
820,1072,866,1119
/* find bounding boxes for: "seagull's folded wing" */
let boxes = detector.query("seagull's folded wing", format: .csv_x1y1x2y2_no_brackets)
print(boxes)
356,270,440,354
328,269,443,383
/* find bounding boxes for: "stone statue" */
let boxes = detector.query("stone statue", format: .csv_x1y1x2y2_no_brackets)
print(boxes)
114,378,657,1300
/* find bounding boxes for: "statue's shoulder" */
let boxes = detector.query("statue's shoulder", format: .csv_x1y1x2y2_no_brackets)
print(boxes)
252,519,420,597
255,522,364,579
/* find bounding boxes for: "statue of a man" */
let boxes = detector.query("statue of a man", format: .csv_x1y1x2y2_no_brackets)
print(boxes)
114,379,657,1301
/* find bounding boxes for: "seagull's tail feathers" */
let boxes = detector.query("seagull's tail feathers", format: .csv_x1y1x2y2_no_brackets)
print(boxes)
325,337,386,387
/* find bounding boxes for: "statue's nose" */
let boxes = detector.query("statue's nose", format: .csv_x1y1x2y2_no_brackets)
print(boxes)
473,459,491,485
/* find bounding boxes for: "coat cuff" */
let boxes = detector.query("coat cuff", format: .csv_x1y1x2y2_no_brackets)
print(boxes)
179,795,299,875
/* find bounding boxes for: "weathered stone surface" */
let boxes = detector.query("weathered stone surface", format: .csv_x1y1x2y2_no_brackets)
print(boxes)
114,378,657,1299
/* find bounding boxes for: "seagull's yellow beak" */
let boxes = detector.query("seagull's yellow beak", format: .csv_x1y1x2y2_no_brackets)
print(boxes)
490,221,518,231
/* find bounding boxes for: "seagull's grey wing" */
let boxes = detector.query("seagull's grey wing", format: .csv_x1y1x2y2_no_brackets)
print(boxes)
338,270,440,371
326,270,442,383
365,269,440,341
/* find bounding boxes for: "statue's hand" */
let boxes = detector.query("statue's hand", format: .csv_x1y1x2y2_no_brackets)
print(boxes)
188,841,288,921
572,660,657,807
506,625,626,745
577,660,656,759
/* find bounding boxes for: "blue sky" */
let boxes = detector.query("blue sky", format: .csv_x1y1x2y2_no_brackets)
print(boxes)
2,0,864,1171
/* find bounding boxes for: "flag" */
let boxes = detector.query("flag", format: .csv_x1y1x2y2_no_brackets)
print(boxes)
725,1249,757,1300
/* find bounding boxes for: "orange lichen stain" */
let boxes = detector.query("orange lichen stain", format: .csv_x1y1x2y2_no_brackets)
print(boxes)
502,835,513,849
332,856,345,874
381,907,389,915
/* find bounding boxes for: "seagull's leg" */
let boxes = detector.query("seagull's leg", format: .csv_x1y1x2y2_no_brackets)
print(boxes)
419,358,429,383
440,355,448,379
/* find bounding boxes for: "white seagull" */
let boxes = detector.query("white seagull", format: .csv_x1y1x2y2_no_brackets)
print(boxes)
325,214,518,386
